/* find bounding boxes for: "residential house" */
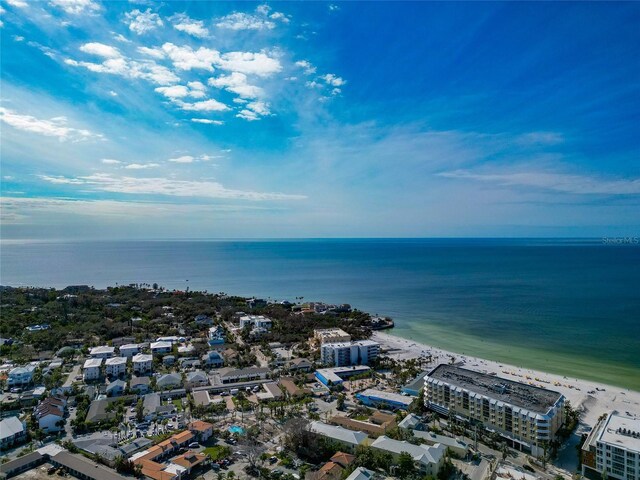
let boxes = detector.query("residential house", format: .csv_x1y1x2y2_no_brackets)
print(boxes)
7,365,36,387
289,358,313,372
157,373,182,390
162,355,176,366
106,380,126,397
218,366,270,384
188,421,214,442
141,393,162,421
89,346,115,359
150,341,172,355
133,354,153,374
82,358,103,381
195,315,213,326
185,371,208,389
34,397,66,432
130,376,151,395
345,467,378,480
308,422,367,453
208,326,225,345
202,351,224,368
0,417,27,450
119,344,140,358
105,357,127,378
370,436,446,477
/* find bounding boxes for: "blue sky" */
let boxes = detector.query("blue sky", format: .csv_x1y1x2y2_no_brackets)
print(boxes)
1,1,639,239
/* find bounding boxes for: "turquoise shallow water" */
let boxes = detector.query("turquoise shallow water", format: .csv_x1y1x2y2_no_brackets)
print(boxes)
1,238,639,390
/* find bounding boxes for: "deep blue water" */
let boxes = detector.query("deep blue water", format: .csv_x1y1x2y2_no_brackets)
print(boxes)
1,238,639,387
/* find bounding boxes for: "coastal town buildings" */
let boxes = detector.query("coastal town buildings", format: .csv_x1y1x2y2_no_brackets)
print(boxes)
89,346,115,358
239,315,272,334
133,353,153,374
370,436,446,477
424,364,565,456
355,388,413,410
320,340,380,367
118,343,140,358
0,417,26,450
309,422,368,453
313,328,351,345
34,397,65,432
7,365,35,387
82,358,103,381
150,341,172,355
581,412,640,480
104,357,127,377
315,365,372,386
208,326,225,345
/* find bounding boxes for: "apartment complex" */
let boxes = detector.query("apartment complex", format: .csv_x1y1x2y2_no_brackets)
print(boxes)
320,340,380,367
424,364,565,456
581,412,639,480
313,328,352,345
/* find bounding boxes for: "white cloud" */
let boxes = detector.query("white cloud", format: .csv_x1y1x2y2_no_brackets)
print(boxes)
137,46,165,59
176,99,230,112
79,42,121,59
155,84,206,100
437,170,640,195
161,43,218,71
236,100,271,121
49,0,100,15
217,51,282,77
208,72,264,99
101,158,122,165
295,60,316,75
168,155,194,163
108,90,118,97
322,73,346,86
39,173,306,201
124,163,160,169
6,0,29,8
124,8,163,35
191,118,224,125
328,4,340,11
37,175,85,184
216,12,275,31
113,33,132,44
169,13,209,38
65,55,179,85
13,36,25,42
0,107,103,142
269,12,289,23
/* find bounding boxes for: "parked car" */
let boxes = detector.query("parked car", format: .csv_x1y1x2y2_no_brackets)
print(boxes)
188,442,199,448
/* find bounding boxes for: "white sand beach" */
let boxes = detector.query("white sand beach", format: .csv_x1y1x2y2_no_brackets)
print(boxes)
372,331,640,428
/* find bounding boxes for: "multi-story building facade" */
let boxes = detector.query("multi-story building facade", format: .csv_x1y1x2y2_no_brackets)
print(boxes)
89,346,115,359
239,315,272,333
313,328,351,345
320,340,380,367
104,357,127,377
424,364,565,456
82,358,103,381
132,353,153,374
7,365,36,387
118,344,140,358
150,341,172,355
582,412,639,480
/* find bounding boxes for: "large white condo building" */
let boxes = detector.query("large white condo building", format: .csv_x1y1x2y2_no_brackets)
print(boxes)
320,340,380,367
582,412,640,480
424,364,565,456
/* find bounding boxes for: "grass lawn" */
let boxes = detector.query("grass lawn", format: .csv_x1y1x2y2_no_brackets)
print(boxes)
172,399,183,412
203,445,231,461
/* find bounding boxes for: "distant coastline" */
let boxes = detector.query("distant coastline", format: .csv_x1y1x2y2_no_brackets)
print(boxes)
1,238,638,390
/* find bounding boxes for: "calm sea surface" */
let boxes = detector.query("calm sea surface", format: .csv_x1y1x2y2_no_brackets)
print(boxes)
1,238,639,390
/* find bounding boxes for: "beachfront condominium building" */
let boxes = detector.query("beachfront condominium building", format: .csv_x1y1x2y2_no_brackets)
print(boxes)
581,412,640,480
89,346,115,358
424,364,565,456
104,357,127,377
132,353,153,374
313,328,352,345
7,365,36,387
82,358,103,381
320,340,380,367
118,343,140,358
239,315,272,332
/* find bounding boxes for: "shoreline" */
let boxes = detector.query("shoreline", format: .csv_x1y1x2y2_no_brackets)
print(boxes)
372,330,640,429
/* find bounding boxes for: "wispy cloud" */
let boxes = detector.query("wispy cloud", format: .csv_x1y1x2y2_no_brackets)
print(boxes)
39,173,307,200
124,8,163,35
0,107,104,142
49,0,100,15
438,170,640,195
124,163,160,169
191,118,224,125
169,13,209,38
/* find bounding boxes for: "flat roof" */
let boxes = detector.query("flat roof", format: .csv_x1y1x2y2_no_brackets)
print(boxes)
427,364,563,415
357,389,413,407
598,413,640,452
322,340,379,348
52,451,128,480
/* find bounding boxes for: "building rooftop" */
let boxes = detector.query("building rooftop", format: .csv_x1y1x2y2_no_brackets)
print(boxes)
105,357,126,366
316,365,372,383
309,421,368,446
370,436,446,466
427,364,564,415
83,358,103,368
0,416,25,440
133,353,153,362
322,340,379,349
597,413,640,452
52,451,128,480
357,389,413,407
89,346,115,356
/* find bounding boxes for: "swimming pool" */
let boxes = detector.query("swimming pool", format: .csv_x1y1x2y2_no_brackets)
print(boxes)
228,425,245,435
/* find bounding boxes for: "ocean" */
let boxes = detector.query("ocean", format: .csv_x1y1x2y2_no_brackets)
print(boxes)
1,238,639,390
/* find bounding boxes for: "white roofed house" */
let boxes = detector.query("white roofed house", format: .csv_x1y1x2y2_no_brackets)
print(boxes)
132,353,153,375
118,343,140,358
83,358,103,381
7,365,36,387
185,370,209,389
239,315,272,335
150,341,172,355
104,357,127,378
89,346,115,359
0,417,27,450
308,421,368,453
370,436,446,477
157,373,182,390
106,379,126,397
